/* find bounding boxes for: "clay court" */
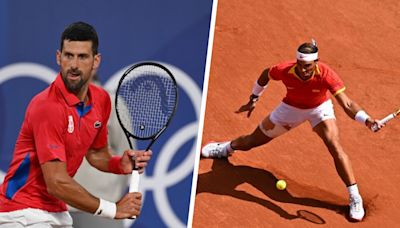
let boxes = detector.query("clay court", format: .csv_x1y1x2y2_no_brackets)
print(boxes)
193,0,400,227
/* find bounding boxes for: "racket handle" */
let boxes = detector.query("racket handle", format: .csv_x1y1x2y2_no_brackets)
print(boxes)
371,113,396,132
380,113,396,124
129,170,140,219
129,170,140,192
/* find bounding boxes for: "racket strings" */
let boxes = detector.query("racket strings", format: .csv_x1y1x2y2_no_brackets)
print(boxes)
116,66,177,138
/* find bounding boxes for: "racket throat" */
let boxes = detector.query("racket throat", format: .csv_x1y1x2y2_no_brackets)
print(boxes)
145,139,157,151
145,129,164,150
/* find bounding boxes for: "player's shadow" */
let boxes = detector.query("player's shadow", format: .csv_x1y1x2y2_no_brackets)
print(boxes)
196,159,349,224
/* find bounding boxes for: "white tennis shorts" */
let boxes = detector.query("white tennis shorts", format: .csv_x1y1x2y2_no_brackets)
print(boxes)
0,208,73,228
260,99,335,137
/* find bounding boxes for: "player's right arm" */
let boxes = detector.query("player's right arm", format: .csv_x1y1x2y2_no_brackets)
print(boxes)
335,91,383,131
325,65,383,131
41,159,141,219
236,68,270,117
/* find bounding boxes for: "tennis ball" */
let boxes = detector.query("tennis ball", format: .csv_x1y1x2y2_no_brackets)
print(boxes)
276,180,287,190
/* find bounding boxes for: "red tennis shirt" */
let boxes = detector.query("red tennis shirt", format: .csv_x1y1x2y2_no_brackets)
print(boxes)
268,60,346,109
0,73,111,212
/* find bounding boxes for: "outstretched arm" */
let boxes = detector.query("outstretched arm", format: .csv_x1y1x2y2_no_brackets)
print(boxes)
236,68,270,117
335,92,384,131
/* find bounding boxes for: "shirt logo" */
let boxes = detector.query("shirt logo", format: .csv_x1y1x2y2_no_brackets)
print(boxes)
68,115,74,133
49,144,60,150
94,121,102,129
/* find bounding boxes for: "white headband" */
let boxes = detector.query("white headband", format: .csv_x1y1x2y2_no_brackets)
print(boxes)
296,51,318,61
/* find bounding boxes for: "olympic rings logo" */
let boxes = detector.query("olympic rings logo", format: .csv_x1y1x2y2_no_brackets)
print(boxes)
0,62,200,228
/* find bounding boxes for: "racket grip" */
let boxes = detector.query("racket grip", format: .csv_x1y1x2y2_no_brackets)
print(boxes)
380,114,396,124
129,170,140,219
371,114,395,132
129,170,140,192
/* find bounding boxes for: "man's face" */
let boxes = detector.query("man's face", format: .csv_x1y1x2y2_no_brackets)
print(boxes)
56,40,100,93
296,60,317,79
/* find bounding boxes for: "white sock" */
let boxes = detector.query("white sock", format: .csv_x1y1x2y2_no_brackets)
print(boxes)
347,184,360,198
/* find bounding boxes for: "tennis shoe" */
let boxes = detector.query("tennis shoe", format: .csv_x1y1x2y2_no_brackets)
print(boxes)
201,142,230,158
349,195,365,221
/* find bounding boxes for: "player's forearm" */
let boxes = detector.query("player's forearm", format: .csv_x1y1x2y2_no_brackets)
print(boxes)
335,92,365,119
86,146,114,172
257,68,270,87
343,100,363,119
250,68,270,102
86,147,129,174
336,93,374,126
41,160,100,213
47,175,99,213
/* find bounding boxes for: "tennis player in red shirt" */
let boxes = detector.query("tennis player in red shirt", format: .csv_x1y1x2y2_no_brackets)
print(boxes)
0,22,152,227
202,40,384,221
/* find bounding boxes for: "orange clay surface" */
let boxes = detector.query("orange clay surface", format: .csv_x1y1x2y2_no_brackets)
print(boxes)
193,0,400,227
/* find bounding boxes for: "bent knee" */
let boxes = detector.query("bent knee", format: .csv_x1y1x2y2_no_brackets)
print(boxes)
259,117,288,138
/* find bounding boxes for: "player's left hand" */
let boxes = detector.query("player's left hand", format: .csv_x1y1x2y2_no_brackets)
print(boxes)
235,101,256,118
121,150,153,174
366,118,385,132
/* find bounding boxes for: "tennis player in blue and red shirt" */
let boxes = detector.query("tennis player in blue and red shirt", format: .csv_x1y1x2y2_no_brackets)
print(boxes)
0,22,152,227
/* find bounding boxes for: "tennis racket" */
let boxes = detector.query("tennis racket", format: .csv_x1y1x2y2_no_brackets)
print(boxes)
371,108,400,132
115,62,178,218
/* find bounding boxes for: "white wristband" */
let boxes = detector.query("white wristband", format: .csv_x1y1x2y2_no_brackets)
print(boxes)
252,81,268,96
94,198,116,219
355,110,370,125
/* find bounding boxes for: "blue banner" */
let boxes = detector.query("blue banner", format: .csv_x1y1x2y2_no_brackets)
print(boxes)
0,0,213,227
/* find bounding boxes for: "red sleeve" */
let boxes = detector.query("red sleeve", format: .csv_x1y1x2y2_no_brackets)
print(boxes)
91,90,111,149
268,61,296,81
28,101,67,164
268,64,283,81
325,66,345,96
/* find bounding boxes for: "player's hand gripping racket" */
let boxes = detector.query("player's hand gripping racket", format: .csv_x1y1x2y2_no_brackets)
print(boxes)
115,62,178,218
371,108,400,132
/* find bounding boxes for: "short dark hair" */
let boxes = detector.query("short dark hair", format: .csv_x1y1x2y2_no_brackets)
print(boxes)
297,42,318,54
60,21,99,55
